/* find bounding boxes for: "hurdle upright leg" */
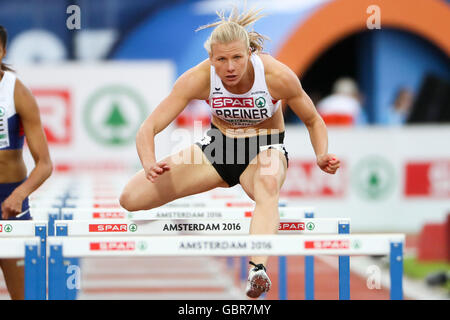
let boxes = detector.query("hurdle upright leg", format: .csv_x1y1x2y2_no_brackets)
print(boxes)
35,225,47,300
48,213,59,236
240,256,248,283
56,223,79,300
226,257,234,269
304,211,314,300
338,222,350,300
278,255,287,300
24,244,40,300
389,242,403,300
48,244,66,300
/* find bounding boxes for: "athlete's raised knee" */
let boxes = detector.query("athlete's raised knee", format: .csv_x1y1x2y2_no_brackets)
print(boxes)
119,191,143,212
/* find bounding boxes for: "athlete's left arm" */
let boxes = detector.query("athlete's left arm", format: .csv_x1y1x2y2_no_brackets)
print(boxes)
12,80,53,200
266,58,340,174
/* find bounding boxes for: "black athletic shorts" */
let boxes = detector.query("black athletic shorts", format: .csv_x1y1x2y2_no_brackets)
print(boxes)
195,123,289,187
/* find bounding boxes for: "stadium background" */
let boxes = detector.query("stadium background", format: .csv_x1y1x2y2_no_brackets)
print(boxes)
0,0,448,299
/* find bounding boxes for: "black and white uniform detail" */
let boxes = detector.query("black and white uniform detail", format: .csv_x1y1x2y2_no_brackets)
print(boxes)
207,53,281,127
195,123,289,187
196,53,289,187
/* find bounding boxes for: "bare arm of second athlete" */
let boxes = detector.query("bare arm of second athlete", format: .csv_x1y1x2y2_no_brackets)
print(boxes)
136,62,210,182
1,79,53,219
266,57,340,174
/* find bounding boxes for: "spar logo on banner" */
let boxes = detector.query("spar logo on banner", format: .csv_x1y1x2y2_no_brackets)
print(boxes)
279,222,305,231
32,89,72,145
90,241,136,251
305,240,350,249
89,224,137,232
280,160,346,197
93,203,121,208
92,212,126,219
405,160,450,198
352,155,395,200
83,85,147,146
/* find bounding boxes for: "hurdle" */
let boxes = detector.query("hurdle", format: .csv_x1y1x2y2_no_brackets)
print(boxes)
52,216,351,300
0,221,48,299
53,217,349,236
57,205,315,292
47,234,404,300
56,206,318,298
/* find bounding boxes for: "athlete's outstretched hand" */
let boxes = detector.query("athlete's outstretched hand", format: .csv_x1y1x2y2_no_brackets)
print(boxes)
317,154,340,175
1,192,25,219
145,162,171,183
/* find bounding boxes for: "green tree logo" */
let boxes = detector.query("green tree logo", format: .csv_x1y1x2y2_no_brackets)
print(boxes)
306,222,315,231
352,240,362,249
104,101,128,144
4,224,12,233
255,97,266,108
137,241,148,251
129,224,137,232
352,156,395,200
84,85,147,146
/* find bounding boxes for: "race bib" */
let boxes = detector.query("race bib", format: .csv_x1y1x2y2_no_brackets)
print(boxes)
0,106,10,148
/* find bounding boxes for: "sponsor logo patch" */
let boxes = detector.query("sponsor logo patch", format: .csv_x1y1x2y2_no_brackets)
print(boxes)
211,97,254,108
90,241,136,251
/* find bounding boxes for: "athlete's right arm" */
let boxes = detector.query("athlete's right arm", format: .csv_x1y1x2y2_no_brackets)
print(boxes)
136,61,210,182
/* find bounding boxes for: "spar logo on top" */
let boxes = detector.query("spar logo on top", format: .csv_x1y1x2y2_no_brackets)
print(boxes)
32,89,72,145
405,160,450,198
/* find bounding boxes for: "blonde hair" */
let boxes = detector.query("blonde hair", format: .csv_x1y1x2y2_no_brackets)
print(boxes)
196,4,269,55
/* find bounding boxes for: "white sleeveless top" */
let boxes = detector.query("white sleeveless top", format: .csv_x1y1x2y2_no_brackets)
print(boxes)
207,54,280,127
0,71,24,150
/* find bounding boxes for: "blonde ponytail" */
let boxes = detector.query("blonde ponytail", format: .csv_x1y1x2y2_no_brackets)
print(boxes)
197,4,269,54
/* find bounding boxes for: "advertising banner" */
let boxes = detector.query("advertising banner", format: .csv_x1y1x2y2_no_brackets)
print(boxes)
281,126,450,232
16,62,175,171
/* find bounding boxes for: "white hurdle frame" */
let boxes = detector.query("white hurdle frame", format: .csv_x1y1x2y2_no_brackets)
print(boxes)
47,234,405,300
53,218,348,235
51,206,351,300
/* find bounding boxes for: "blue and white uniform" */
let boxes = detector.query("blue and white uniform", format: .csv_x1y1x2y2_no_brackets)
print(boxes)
0,71,24,150
0,71,29,220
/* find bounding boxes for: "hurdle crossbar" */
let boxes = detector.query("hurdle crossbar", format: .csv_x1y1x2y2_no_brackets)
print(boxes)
58,206,315,220
48,234,404,257
53,218,350,235
63,198,293,208
0,221,47,237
